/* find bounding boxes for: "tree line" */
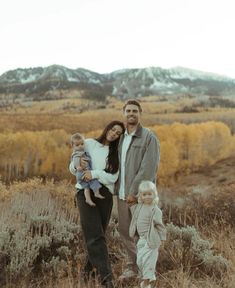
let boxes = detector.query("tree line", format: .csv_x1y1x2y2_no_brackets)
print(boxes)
0,121,234,185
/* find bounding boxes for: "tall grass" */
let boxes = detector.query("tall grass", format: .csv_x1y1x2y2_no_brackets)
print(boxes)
0,179,234,287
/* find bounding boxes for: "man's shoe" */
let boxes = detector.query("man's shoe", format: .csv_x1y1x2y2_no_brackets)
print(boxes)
118,267,137,280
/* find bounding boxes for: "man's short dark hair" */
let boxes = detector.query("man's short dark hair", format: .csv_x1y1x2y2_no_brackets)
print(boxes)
122,99,142,112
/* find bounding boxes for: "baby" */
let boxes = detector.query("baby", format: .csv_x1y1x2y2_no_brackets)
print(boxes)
71,132,104,206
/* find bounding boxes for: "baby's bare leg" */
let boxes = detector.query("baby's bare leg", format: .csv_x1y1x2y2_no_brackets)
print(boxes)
94,189,105,199
84,188,96,206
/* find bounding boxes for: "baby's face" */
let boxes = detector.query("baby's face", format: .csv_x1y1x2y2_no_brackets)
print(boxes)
72,139,85,151
141,190,154,205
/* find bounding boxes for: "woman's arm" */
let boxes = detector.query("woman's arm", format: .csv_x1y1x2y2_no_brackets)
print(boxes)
83,138,119,184
82,170,119,184
91,170,119,184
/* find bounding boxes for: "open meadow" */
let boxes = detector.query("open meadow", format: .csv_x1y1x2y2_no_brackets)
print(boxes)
0,96,235,287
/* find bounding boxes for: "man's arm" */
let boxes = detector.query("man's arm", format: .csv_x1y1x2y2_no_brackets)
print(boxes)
129,133,160,196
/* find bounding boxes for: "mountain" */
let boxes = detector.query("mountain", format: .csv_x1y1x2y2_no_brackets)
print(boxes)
0,65,235,100
109,67,235,98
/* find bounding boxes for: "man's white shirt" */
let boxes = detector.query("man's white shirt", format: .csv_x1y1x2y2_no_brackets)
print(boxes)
118,129,135,200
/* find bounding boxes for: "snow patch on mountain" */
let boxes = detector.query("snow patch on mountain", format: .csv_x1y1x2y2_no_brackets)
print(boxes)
1,65,235,98
170,66,233,82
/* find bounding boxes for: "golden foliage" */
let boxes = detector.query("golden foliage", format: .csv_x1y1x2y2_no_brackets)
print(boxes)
0,130,71,183
153,121,235,185
0,121,235,185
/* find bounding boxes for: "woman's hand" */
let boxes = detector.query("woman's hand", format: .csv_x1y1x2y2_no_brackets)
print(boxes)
82,170,92,181
80,157,88,170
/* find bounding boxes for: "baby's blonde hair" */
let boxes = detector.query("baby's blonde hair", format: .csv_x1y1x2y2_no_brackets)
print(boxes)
137,180,159,204
70,132,84,145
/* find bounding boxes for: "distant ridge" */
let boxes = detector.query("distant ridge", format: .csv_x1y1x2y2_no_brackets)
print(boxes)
0,64,235,99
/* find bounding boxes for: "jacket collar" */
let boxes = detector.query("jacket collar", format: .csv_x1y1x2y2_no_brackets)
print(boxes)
127,123,143,138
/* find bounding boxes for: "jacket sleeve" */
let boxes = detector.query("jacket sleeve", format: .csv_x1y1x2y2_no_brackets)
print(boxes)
129,133,160,195
130,203,137,215
129,204,138,238
91,170,119,184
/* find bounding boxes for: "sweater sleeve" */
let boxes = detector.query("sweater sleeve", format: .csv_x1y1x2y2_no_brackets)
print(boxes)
69,161,76,175
91,170,119,185
152,208,164,226
152,208,167,240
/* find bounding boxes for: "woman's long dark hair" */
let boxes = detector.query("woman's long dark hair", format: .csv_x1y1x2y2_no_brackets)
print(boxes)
96,120,125,174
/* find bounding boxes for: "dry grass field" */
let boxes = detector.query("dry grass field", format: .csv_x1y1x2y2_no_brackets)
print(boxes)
0,155,234,288
1,96,235,134
0,96,235,287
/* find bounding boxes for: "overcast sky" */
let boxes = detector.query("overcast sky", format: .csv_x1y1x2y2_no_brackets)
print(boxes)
1,0,235,78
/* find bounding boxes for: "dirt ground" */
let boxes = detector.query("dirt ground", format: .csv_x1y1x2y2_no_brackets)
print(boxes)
167,155,235,195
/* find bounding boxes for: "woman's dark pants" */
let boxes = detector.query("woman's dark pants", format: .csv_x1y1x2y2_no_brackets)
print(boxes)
76,185,113,284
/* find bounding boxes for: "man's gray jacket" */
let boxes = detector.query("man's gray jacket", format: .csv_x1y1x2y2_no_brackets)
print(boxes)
115,124,160,197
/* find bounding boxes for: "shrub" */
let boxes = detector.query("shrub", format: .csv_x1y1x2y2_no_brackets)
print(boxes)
159,223,229,279
162,183,235,227
0,189,82,286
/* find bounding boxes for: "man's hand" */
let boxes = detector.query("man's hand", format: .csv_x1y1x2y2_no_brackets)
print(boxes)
126,195,137,206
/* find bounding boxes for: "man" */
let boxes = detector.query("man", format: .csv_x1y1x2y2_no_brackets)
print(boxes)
115,99,160,280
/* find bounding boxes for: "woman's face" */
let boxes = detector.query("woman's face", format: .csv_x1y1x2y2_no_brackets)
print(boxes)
106,125,124,143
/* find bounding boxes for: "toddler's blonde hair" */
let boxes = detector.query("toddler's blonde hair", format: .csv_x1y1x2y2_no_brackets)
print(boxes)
137,180,159,204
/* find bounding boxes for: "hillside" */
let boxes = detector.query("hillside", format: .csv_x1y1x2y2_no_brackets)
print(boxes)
166,155,235,195
1,65,235,103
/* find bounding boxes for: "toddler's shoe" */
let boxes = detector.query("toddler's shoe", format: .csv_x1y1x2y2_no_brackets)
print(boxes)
119,267,137,280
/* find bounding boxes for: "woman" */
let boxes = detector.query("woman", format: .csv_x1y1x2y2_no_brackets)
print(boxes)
69,120,125,288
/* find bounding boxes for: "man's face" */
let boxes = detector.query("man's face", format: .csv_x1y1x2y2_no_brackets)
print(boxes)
123,104,141,126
